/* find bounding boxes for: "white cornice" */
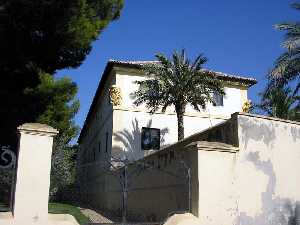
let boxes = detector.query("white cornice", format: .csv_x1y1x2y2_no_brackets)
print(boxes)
113,106,230,120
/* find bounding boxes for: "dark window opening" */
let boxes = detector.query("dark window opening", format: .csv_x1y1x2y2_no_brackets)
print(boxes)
141,127,160,150
213,91,223,106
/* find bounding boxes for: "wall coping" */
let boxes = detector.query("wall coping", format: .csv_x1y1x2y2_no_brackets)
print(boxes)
187,141,239,153
18,123,59,136
235,112,300,126
0,212,13,220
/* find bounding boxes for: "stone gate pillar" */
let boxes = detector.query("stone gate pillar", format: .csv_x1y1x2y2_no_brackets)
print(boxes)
13,123,58,224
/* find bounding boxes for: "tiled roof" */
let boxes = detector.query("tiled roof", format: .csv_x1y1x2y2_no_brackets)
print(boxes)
108,60,257,85
108,60,160,65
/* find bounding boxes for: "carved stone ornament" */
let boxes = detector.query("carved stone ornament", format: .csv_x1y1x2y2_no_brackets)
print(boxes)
242,100,252,113
0,146,16,169
109,85,122,106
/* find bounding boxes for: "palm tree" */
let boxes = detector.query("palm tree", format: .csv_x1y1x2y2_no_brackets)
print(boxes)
271,3,300,94
258,84,300,121
132,49,225,141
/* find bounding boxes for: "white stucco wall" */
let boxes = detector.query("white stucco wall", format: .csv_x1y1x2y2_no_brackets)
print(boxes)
192,114,300,225
112,109,225,160
77,72,115,207
234,115,300,225
115,70,248,117
78,71,115,166
197,150,237,225
79,67,250,164
14,128,55,224
112,69,249,160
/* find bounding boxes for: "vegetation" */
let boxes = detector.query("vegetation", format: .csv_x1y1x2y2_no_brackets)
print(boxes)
257,83,300,121
50,137,78,201
259,2,300,121
0,201,9,212
0,0,123,74
49,203,90,225
0,0,123,199
133,49,224,140
0,72,80,202
22,72,80,199
270,2,300,93
0,202,90,225
25,72,80,142
0,0,124,147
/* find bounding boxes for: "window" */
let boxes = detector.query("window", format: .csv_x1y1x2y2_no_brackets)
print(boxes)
213,91,223,106
98,141,101,152
141,127,160,150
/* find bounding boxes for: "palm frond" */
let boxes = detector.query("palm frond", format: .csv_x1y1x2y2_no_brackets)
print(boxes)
291,2,300,10
271,3,300,89
258,82,299,120
134,49,224,114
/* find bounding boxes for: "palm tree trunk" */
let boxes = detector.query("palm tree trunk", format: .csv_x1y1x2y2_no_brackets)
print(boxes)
176,105,185,141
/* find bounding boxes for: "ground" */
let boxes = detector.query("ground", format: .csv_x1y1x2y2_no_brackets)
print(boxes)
79,208,114,223
49,203,91,225
1,202,115,225
0,203,8,212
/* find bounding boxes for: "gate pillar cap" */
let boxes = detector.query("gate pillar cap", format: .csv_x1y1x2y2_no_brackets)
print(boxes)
18,123,59,136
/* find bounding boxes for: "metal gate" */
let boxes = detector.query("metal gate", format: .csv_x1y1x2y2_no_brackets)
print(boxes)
0,146,17,212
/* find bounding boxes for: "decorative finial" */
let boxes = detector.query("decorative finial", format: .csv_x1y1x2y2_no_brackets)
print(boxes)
109,85,122,106
242,100,252,113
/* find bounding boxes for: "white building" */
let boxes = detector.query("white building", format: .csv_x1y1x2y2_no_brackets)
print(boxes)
77,60,256,164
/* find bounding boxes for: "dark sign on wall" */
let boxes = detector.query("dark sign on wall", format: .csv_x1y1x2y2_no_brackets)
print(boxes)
141,127,160,150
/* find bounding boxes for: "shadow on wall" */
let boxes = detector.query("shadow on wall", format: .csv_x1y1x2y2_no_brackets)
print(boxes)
291,126,300,142
239,117,277,150
239,151,300,225
113,118,169,161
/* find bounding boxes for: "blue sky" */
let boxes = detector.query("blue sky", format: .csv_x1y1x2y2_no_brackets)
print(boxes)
57,0,299,135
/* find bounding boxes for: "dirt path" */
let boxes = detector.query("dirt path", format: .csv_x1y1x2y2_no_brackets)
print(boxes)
80,208,114,223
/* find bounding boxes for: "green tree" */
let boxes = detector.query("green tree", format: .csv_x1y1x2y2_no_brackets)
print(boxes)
258,83,300,121
0,0,123,73
50,136,78,202
26,73,80,200
271,2,300,94
133,50,225,141
0,73,80,202
0,0,123,146
25,72,80,143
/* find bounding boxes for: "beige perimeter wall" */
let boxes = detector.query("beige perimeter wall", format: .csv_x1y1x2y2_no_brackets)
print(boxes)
80,145,199,222
234,114,300,225
78,113,300,225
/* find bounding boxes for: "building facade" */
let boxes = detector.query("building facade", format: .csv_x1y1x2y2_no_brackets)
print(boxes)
75,60,300,225
77,60,256,164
